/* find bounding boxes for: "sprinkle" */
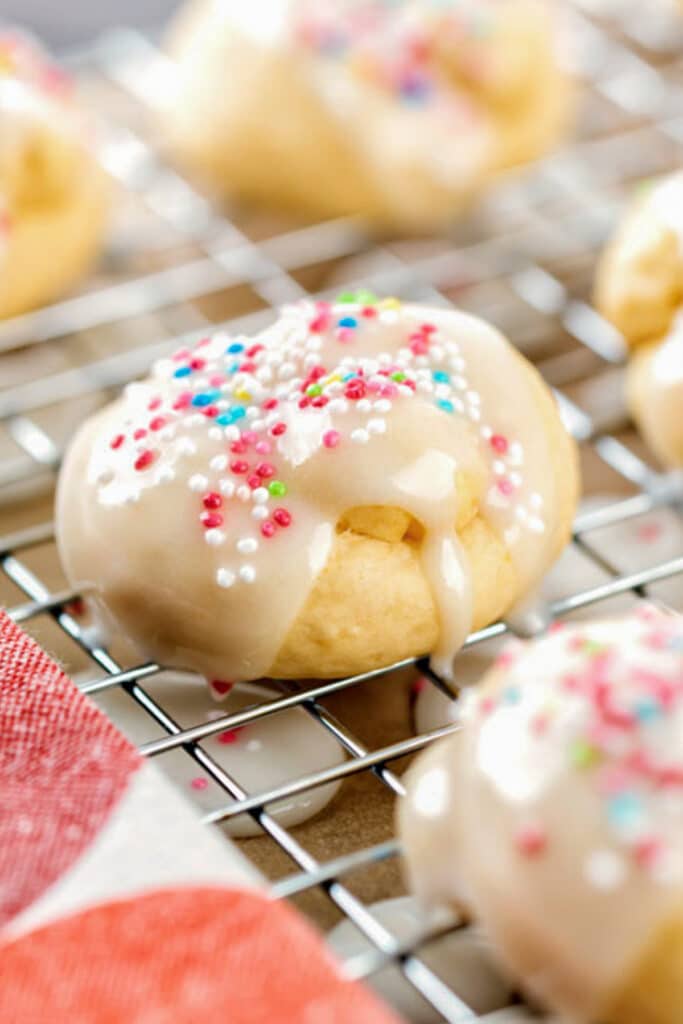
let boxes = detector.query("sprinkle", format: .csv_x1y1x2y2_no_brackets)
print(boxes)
323,430,341,449
437,399,454,414
255,462,275,479
203,492,223,510
239,565,256,584
268,480,287,497
190,777,209,791
189,474,209,492
110,434,125,450
351,428,370,444
134,450,157,472
218,729,242,745
210,455,228,472
585,849,627,890
205,529,226,547
261,521,276,538
200,512,223,530
230,460,249,475
133,428,147,441
237,537,258,554
490,434,509,454
273,508,292,527
515,824,547,858
211,679,233,695
216,568,236,589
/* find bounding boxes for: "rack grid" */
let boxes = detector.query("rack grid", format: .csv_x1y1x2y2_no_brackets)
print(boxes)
2,1,683,1020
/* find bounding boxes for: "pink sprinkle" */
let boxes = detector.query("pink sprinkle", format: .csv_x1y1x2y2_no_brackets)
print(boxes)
209,374,224,387
515,824,548,858
230,460,249,475
242,431,257,445
633,837,662,870
411,676,427,696
531,713,550,737
256,462,275,479
490,434,509,455
218,728,243,745
362,306,377,318
134,450,156,472
203,406,219,418
190,777,209,791
203,492,222,510
211,680,234,696
149,416,166,431
172,348,191,362
197,336,212,348
247,475,262,490
323,430,341,449
270,423,287,437
310,312,331,333
273,508,292,528
261,521,276,538
255,441,272,454
636,523,662,544
230,440,248,454
189,357,206,371
173,392,192,411
549,621,566,634
263,398,279,411
480,696,496,716
133,428,147,441
110,434,125,450
148,396,162,411
246,343,264,358
200,512,223,529
497,479,515,497
336,328,355,344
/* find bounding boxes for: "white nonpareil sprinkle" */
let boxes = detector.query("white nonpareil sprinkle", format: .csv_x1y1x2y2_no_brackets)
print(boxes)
236,485,251,502
252,506,269,520
367,418,386,435
252,487,269,504
351,428,370,445
239,565,256,583
205,529,226,547
189,474,209,492
237,537,258,555
219,478,236,497
585,850,627,890
216,568,236,589
210,454,229,472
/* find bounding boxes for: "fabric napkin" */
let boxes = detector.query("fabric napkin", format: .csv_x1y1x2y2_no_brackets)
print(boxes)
0,610,401,1023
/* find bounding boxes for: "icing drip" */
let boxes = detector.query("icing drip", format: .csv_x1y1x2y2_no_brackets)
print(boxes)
400,608,683,1020
59,294,560,682
636,310,683,466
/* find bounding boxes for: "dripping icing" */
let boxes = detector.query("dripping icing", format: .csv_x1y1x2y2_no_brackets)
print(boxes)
71,295,559,682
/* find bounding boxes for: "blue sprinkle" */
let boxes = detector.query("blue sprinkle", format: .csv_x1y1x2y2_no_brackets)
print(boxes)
228,362,240,375
215,405,247,427
191,391,220,408
437,399,454,414
503,686,522,705
607,792,644,830
226,343,244,354
338,316,358,329
433,370,450,383
634,697,661,723
342,372,356,382
173,366,192,378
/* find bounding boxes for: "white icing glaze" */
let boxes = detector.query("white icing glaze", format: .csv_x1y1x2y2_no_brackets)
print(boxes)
57,296,565,683
635,310,683,467
400,609,683,1020
86,673,344,838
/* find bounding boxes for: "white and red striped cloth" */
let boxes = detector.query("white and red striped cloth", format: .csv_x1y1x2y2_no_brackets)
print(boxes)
0,611,401,1023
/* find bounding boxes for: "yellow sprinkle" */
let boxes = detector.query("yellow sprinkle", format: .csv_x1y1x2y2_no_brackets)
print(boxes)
379,297,402,310
235,390,252,402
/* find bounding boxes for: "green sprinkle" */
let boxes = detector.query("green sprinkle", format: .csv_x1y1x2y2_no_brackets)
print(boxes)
268,480,287,497
307,384,322,397
391,372,406,382
336,291,358,304
570,740,600,770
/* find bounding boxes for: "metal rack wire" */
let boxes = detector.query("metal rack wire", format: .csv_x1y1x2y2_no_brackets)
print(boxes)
2,1,683,1020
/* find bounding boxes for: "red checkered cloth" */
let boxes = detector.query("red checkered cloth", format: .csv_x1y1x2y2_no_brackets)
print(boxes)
0,611,401,1024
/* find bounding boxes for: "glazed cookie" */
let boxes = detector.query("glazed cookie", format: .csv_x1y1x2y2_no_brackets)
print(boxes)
57,294,578,684
400,608,683,1024
0,29,109,320
595,172,683,467
162,0,572,232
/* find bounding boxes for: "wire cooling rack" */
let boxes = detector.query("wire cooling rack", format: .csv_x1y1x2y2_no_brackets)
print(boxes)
2,1,683,1020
